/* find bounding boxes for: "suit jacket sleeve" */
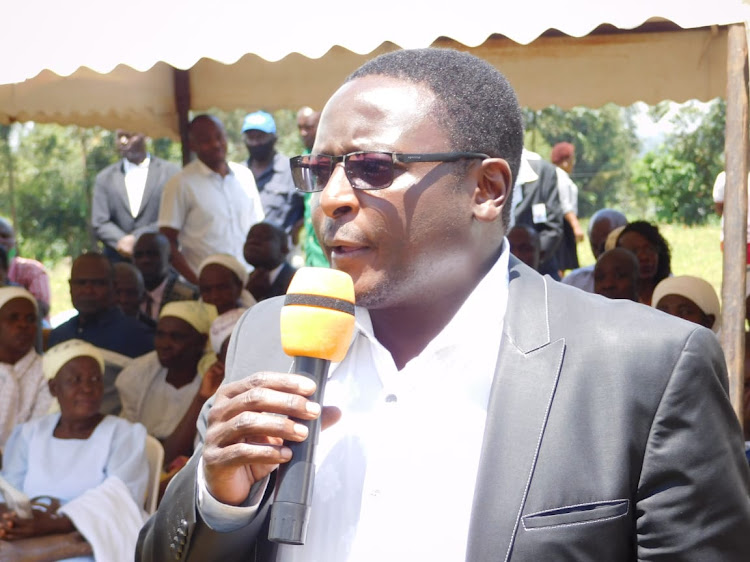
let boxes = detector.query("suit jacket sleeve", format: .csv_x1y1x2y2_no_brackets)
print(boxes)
91,165,128,247
635,327,750,559
136,448,276,562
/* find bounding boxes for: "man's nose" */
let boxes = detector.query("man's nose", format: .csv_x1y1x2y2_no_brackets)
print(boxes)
317,163,360,219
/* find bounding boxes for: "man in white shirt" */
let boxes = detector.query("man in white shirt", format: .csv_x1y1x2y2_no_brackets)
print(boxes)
139,49,750,561
158,115,265,284
91,130,180,261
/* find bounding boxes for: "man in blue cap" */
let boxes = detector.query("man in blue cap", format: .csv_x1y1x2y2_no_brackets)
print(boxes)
241,111,304,240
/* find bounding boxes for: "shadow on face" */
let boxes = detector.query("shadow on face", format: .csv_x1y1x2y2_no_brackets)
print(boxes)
49,356,104,423
133,233,171,286
155,316,206,369
113,263,145,317
0,296,37,360
655,294,714,330
199,264,243,315
244,223,287,269
508,225,540,271
594,248,639,301
69,254,114,317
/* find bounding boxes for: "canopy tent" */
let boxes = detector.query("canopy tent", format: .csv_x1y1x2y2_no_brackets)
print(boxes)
0,0,746,139
1,0,748,419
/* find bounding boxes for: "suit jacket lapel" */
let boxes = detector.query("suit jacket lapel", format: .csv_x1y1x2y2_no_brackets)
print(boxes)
467,258,565,562
113,161,131,214
137,157,159,218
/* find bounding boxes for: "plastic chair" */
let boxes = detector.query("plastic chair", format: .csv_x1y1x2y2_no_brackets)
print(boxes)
143,435,164,515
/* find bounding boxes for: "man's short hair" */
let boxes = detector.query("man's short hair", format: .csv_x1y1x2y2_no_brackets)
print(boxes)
188,114,223,139
73,251,115,280
347,48,524,227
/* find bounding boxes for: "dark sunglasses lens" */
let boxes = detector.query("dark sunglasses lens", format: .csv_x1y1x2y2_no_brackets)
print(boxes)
346,153,394,189
292,155,333,192
309,156,334,191
291,157,313,192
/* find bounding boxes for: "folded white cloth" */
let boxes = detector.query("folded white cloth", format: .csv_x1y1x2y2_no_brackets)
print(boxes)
59,476,146,562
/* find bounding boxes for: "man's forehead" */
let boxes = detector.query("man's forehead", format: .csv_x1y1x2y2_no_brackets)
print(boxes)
316,76,440,151
192,117,224,137
328,77,432,117
591,218,614,237
72,258,110,277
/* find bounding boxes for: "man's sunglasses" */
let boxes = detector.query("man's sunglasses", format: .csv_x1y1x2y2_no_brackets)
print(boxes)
289,151,489,193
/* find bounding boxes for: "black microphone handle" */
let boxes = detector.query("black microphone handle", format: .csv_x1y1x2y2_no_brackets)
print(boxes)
268,355,330,545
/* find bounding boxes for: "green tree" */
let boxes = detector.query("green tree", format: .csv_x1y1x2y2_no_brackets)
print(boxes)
10,124,92,261
523,104,640,217
633,99,724,225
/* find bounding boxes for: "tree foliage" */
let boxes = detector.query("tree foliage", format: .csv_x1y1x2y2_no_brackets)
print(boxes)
0,109,305,266
523,105,640,217
632,99,725,225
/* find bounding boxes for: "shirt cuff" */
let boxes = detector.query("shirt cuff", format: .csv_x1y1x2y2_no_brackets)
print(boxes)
196,458,268,533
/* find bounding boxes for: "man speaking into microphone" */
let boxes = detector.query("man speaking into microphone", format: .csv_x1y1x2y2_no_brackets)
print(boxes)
138,49,750,561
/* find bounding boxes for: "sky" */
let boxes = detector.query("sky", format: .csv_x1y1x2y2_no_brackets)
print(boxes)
630,100,714,154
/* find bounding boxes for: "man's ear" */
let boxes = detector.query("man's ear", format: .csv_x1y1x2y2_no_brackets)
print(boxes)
473,158,512,222
48,378,57,398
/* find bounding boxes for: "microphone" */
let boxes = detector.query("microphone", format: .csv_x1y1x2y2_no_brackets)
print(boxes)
268,267,356,545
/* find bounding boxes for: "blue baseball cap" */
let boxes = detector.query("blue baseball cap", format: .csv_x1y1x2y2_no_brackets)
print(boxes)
241,111,276,134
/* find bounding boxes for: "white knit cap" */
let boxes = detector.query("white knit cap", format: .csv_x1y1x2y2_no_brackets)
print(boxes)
209,308,245,354
198,254,249,287
160,300,212,334
652,276,721,332
0,286,37,313
43,339,105,380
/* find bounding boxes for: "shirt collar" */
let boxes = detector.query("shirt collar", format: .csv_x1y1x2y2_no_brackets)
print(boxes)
516,150,539,185
343,241,510,367
122,155,151,173
195,158,234,178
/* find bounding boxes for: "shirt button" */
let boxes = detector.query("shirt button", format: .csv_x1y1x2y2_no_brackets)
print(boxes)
385,394,397,403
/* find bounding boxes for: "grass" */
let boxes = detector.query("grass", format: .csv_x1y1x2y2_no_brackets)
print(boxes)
48,258,73,319
46,222,727,319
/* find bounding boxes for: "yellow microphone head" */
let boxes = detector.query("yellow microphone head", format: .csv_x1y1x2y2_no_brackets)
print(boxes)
280,267,356,362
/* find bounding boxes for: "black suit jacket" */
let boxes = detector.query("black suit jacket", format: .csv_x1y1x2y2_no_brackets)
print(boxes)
266,262,296,300
513,158,563,269
91,156,180,250
138,259,750,561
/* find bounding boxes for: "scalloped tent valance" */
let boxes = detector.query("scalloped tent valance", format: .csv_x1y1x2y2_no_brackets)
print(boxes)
0,0,747,137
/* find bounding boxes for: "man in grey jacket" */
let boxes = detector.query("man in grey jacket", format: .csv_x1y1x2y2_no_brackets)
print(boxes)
138,48,750,561
91,130,179,262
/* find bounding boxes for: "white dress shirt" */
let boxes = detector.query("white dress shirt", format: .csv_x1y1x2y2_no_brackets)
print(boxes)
122,156,151,217
198,243,511,560
158,160,265,273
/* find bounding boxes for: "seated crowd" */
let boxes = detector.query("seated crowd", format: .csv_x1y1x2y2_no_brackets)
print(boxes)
1,107,748,557
0,221,298,556
508,207,750,465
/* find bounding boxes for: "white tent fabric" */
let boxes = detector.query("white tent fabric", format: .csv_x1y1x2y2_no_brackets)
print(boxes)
0,0,747,137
